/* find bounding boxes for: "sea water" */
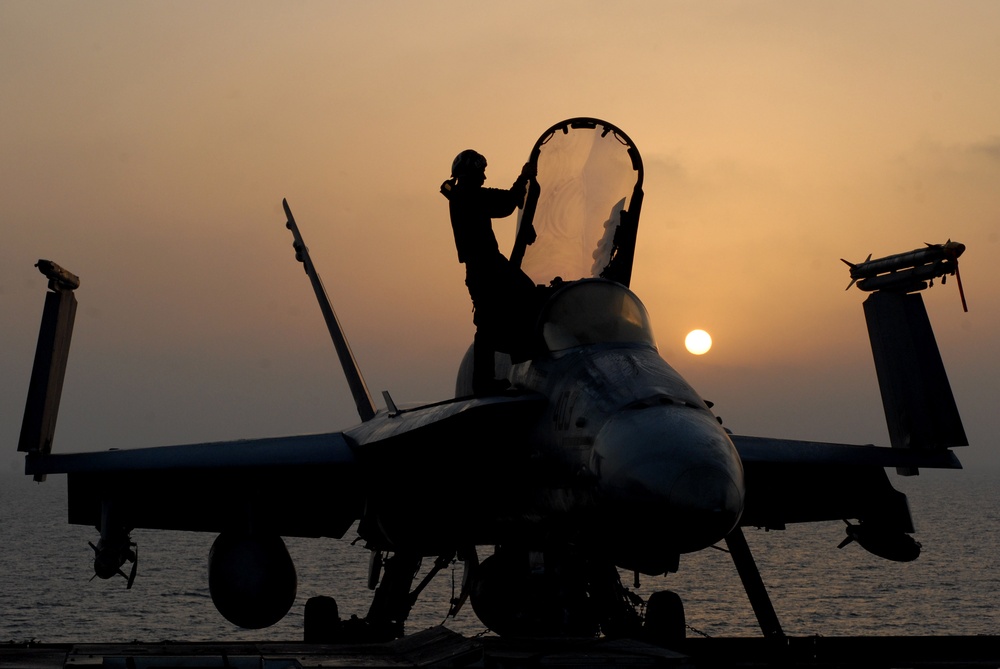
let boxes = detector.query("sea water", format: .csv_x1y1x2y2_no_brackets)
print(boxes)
1,465,997,643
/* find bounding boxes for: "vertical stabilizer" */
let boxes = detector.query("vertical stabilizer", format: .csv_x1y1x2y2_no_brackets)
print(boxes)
863,291,967,474
283,199,377,422
19,261,80,481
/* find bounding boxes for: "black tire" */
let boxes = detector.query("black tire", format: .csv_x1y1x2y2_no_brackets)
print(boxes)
304,595,340,643
643,590,685,647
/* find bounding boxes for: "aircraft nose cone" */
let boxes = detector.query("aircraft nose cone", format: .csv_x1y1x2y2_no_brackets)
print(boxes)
591,405,745,557
668,464,744,551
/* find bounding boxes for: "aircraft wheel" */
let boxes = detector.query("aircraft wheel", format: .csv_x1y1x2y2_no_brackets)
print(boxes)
643,590,685,647
304,595,341,643
470,552,596,637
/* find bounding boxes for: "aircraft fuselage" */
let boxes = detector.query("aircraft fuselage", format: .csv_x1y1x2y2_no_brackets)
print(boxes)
355,279,745,576
507,280,745,574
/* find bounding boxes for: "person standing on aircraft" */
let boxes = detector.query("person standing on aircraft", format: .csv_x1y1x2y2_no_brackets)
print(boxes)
440,150,536,395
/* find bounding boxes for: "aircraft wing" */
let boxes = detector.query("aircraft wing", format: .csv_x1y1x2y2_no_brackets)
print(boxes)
24,393,547,542
26,432,364,539
731,434,961,532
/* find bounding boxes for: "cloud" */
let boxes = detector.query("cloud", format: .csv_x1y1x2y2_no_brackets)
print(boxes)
968,136,1000,163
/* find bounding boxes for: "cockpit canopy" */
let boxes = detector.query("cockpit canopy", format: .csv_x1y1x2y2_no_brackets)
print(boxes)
539,280,656,353
512,118,644,289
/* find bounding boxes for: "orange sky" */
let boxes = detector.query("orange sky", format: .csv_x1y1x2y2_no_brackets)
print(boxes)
3,1,999,469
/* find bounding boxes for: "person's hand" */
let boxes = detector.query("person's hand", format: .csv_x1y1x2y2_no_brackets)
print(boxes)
524,222,537,245
520,162,536,180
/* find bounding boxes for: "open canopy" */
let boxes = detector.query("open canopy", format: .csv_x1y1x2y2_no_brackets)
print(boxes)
512,118,644,289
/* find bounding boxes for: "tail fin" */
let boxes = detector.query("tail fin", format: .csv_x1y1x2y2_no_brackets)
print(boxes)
19,261,80,480
863,290,967,475
283,199,377,422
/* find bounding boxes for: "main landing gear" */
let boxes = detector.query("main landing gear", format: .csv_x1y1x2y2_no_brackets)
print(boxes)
304,549,459,643
302,544,691,646
304,532,783,646
468,545,687,645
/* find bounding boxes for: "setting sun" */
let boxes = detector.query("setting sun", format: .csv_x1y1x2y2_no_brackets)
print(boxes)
685,329,713,355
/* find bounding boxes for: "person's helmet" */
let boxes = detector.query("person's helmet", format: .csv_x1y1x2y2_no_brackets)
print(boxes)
451,150,487,178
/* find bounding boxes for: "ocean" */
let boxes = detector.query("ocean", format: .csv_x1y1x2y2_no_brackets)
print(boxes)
1,464,997,643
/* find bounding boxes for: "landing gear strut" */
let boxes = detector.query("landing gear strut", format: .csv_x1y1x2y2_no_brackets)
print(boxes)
304,549,462,643
725,527,785,638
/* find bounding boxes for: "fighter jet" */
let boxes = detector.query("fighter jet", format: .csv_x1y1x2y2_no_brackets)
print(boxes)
17,118,967,644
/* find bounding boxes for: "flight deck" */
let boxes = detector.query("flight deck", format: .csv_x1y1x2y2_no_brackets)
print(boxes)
4,627,999,669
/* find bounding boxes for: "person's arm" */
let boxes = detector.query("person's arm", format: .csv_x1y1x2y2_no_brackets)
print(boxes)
510,162,535,202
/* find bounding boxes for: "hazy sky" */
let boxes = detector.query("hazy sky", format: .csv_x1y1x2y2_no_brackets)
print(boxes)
3,1,998,473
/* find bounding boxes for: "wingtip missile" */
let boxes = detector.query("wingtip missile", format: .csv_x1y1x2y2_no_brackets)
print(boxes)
841,254,870,290
843,241,967,309
36,259,80,291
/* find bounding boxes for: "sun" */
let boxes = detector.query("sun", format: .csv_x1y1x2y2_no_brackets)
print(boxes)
684,329,712,355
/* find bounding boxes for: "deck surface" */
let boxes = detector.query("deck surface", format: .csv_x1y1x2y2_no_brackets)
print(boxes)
3,627,998,668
